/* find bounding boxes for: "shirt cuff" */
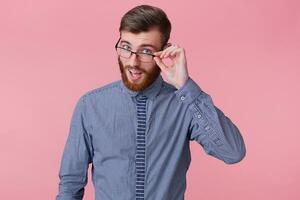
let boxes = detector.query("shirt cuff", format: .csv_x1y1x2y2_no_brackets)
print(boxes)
174,76,203,104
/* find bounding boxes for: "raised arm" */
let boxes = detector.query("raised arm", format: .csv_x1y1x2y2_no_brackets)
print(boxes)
175,77,246,164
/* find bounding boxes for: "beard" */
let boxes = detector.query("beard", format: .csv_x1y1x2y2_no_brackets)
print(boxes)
118,57,161,92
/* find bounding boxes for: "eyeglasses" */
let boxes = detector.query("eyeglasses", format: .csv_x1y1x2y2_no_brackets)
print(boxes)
114,38,157,63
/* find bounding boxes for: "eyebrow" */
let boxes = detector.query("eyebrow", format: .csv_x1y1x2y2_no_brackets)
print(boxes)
120,40,158,51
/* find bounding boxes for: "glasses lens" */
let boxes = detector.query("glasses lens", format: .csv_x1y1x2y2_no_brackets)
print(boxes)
138,53,153,63
116,47,154,62
117,48,131,58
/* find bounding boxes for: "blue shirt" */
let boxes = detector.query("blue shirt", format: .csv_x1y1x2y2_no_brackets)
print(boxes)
56,74,246,200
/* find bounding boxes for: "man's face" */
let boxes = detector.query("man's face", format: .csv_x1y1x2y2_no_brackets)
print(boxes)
118,28,162,91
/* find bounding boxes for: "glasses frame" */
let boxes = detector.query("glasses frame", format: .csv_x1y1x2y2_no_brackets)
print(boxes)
114,37,167,63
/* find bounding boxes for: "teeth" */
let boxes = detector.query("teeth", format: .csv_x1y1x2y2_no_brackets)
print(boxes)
129,69,142,74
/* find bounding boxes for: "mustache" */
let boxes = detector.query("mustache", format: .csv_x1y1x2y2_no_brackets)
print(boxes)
124,65,145,73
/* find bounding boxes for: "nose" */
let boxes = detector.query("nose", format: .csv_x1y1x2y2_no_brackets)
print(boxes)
128,52,139,67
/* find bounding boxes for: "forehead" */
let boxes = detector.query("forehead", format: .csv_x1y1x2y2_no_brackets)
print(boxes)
120,28,162,49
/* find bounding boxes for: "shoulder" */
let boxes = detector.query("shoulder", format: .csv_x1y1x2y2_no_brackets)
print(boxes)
80,80,122,102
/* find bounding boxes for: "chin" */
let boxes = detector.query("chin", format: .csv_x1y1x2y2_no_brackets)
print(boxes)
118,57,161,92
125,71,148,91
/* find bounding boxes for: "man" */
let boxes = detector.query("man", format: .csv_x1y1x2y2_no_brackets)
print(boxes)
56,4,246,200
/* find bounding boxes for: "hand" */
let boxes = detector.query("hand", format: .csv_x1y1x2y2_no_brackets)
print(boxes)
153,44,189,89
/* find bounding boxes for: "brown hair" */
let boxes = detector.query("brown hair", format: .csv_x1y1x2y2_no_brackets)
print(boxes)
119,5,171,49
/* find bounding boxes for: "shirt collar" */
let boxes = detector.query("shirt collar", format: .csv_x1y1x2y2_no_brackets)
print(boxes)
119,74,164,101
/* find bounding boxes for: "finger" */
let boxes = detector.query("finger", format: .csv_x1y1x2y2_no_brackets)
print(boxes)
153,51,163,57
153,57,168,72
165,48,181,58
154,44,179,57
169,48,183,57
159,44,176,58
162,47,183,59
160,46,177,58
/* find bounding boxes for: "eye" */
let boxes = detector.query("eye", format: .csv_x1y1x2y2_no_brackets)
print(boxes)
141,48,153,54
121,44,131,50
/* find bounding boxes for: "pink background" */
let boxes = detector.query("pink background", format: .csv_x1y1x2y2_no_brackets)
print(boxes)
1,0,299,199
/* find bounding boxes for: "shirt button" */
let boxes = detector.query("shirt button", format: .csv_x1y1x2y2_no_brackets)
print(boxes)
180,95,185,101
205,126,210,131
197,114,202,118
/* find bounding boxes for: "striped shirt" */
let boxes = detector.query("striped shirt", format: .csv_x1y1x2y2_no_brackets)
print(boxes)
56,74,246,200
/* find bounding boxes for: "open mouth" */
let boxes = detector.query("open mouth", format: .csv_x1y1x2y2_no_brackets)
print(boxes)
128,69,143,80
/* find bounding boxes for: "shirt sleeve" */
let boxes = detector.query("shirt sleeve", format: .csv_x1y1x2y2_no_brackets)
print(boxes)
56,96,93,200
175,77,246,164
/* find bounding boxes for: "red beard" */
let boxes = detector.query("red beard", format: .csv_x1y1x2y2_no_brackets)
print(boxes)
118,57,161,92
